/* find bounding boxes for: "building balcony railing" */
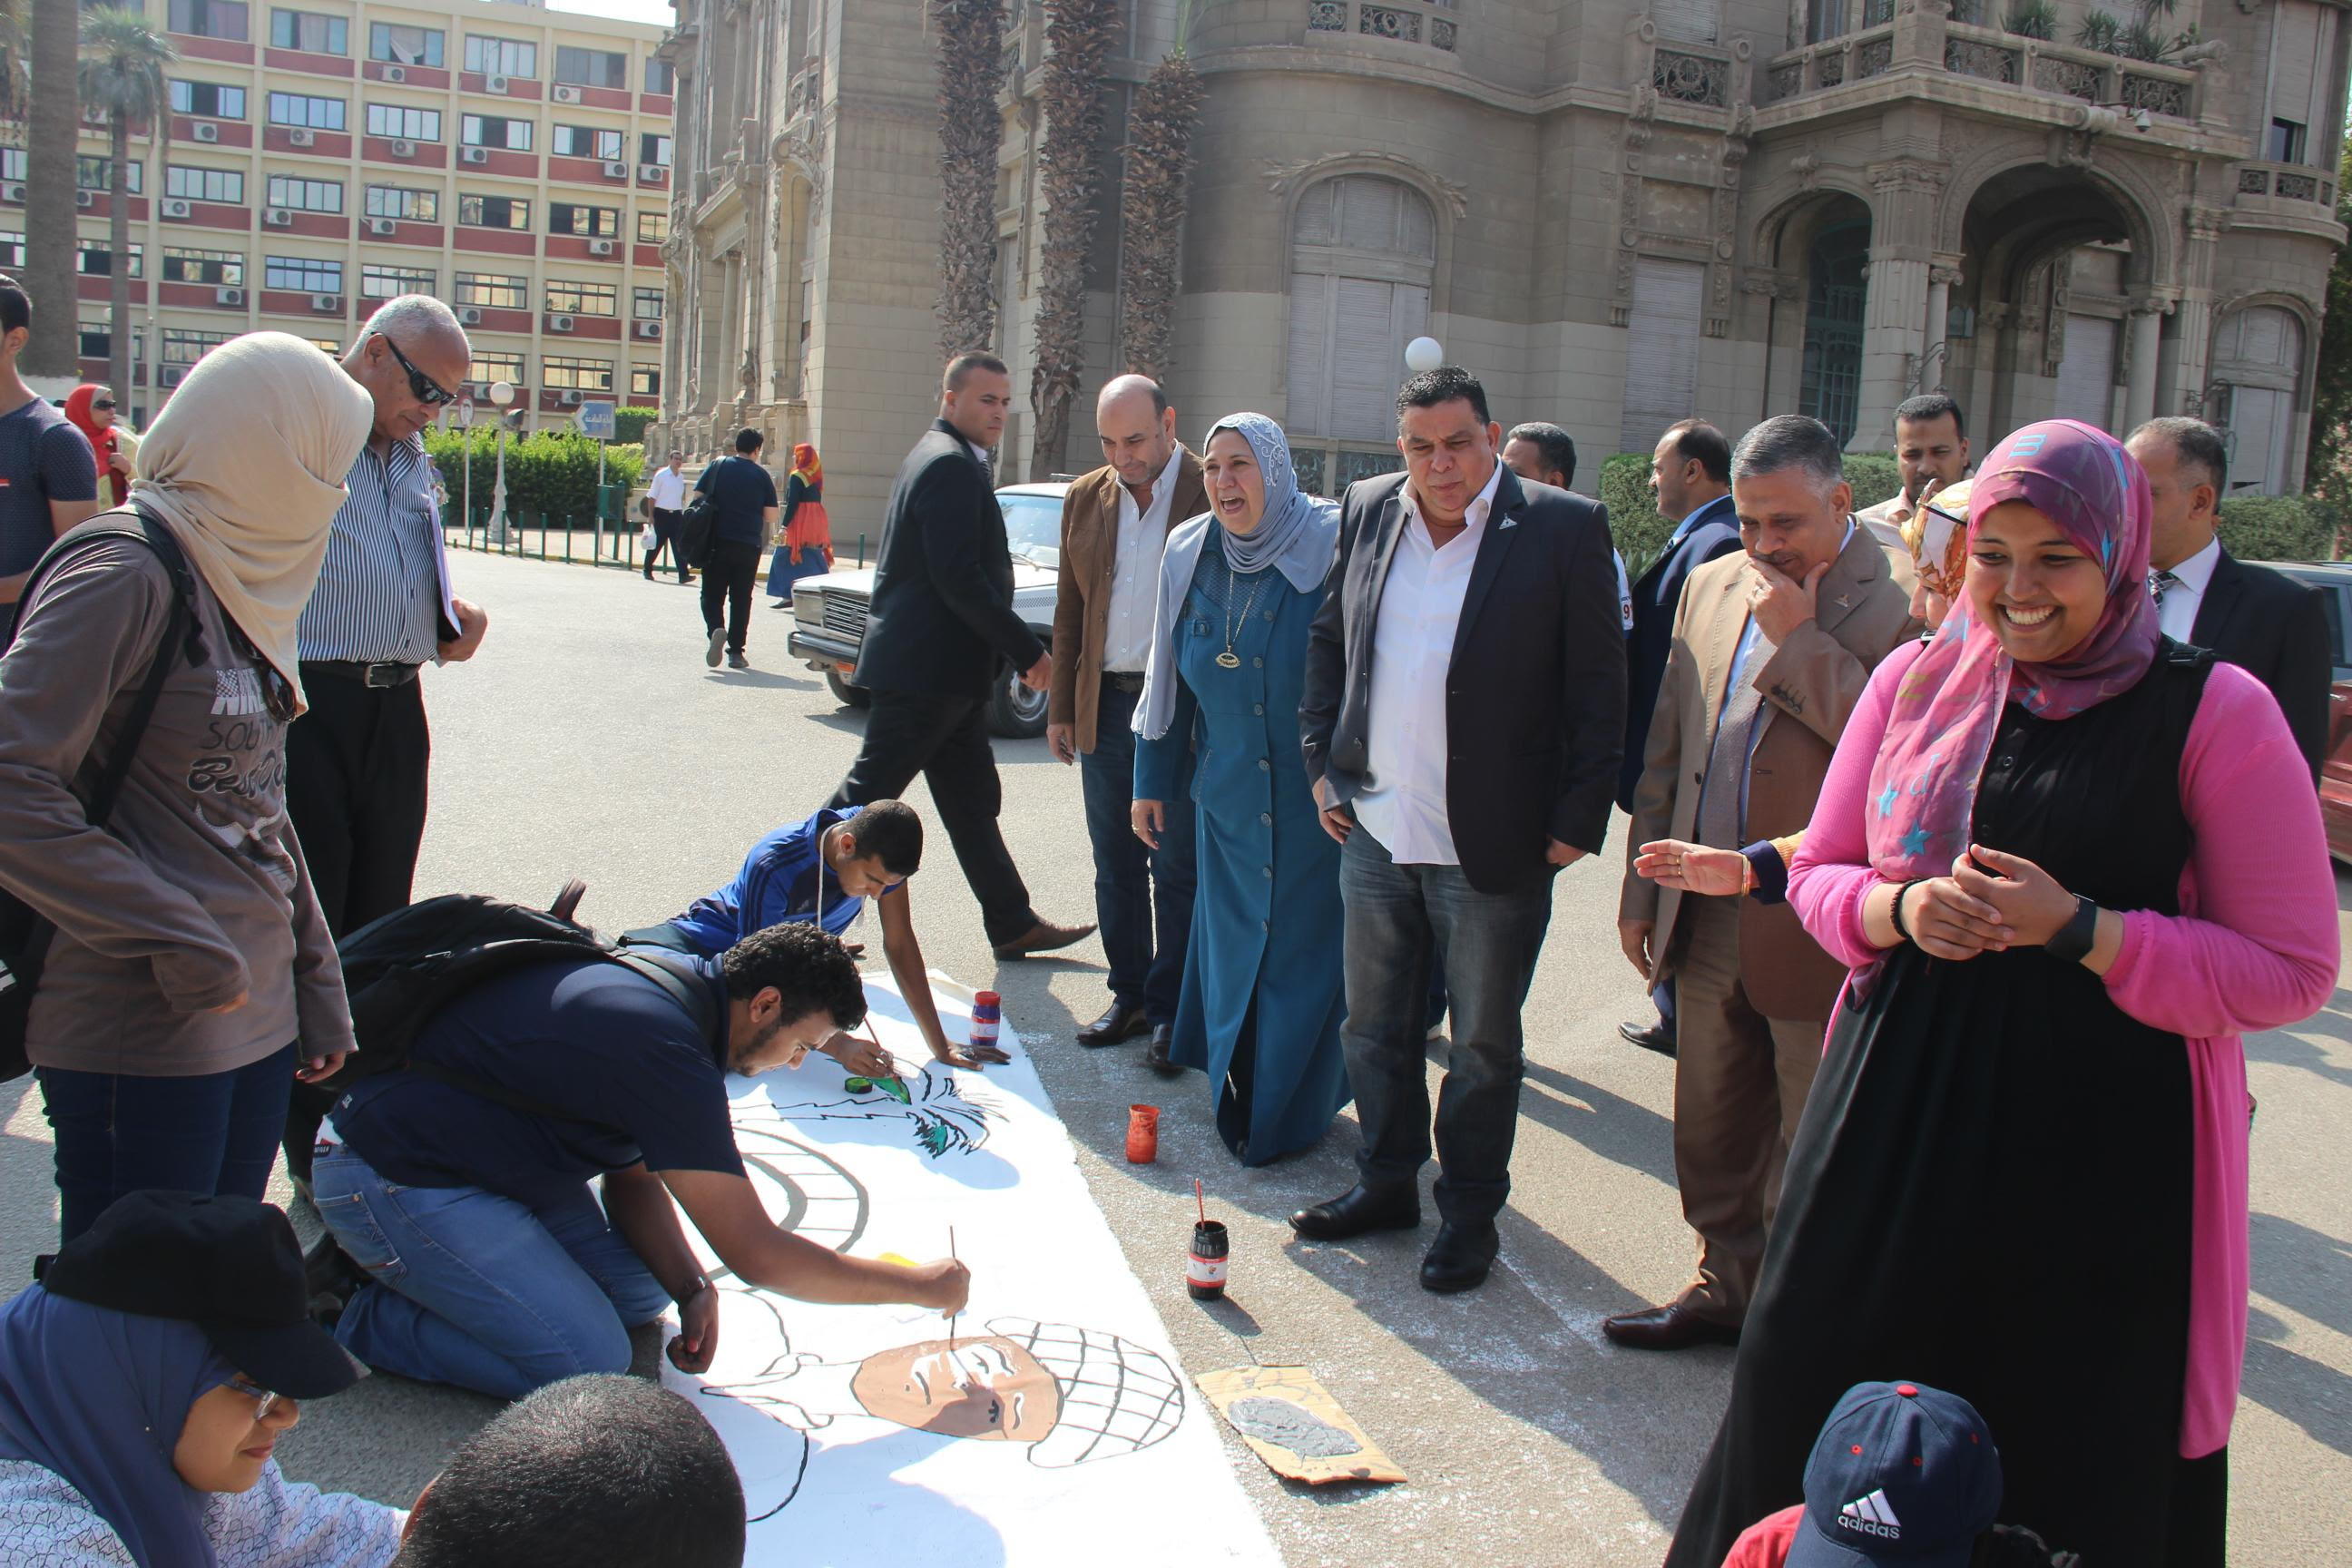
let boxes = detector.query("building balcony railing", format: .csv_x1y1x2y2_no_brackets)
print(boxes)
1762,21,2198,122
1305,1,1460,55
2237,159,2338,210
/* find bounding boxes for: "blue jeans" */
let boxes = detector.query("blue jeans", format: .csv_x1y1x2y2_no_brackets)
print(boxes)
1083,680,1197,1023
313,1145,671,1399
1338,829,1553,1225
39,1044,297,1243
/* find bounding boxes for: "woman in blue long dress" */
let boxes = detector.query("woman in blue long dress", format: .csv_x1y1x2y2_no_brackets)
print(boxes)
1132,414,1348,1166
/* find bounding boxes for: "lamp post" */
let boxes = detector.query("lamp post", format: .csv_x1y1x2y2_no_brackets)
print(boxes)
487,379,515,545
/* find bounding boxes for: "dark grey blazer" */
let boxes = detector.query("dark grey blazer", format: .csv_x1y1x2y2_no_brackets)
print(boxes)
2189,548,2332,782
1299,466,1626,895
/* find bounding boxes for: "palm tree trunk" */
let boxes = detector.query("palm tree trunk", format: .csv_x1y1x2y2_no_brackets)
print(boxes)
933,0,1006,362
108,113,132,408
19,0,78,377
1115,52,1202,382
1025,0,1119,481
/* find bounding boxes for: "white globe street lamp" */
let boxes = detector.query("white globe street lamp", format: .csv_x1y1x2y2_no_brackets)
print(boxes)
1404,336,1446,374
487,380,515,545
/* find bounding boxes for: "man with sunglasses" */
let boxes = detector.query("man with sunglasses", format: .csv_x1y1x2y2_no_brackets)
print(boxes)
282,295,490,1191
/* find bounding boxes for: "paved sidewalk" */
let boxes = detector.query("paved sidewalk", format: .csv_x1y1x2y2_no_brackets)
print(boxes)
6,549,2346,1564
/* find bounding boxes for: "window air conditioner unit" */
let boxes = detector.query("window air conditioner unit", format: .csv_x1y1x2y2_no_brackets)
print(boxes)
457,306,483,326
161,367,186,387
462,146,489,164
390,139,416,157
382,65,407,83
289,127,315,147
485,74,509,94
76,190,95,208
311,292,342,312
636,319,661,339
367,216,397,236
560,388,582,405
602,160,628,180
1,182,22,202
214,286,245,306
548,313,575,332
638,163,664,181
587,238,613,256
162,198,192,219
192,122,220,143
263,207,294,226
553,84,582,104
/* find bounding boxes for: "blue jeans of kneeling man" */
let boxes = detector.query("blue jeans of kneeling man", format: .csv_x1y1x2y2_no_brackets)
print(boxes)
313,1143,672,1400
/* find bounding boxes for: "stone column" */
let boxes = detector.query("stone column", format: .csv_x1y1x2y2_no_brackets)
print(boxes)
1853,159,1948,446
2166,207,2232,417
1925,260,1962,395
2123,300,2164,431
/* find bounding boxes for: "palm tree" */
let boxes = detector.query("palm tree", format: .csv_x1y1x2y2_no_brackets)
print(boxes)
1116,22,1202,381
80,8,175,406
933,0,1006,361
18,0,78,377
1024,0,1119,480
0,0,32,129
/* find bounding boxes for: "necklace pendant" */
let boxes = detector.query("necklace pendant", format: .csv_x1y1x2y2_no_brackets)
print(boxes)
1215,650,1241,669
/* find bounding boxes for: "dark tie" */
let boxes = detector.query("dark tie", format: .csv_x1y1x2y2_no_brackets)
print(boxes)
2151,569,2182,609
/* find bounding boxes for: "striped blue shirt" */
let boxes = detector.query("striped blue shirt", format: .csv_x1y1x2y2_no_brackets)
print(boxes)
298,436,449,663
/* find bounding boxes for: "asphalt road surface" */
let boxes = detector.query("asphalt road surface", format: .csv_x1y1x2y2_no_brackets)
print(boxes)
5,546,2347,1564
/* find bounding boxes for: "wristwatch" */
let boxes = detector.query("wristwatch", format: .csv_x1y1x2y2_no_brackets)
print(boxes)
2043,896,2100,965
673,1273,711,1306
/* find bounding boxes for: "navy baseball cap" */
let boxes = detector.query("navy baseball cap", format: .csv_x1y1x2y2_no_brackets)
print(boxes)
1785,1380,2002,1567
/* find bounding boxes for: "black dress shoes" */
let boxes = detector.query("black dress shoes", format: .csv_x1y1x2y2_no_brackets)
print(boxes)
1144,1024,1180,1076
1289,1184,1420,1241
1418,1220,1499,1293
1601,1301,1741,1350
1076,1002,1151,1047
1618,1018,1677,1058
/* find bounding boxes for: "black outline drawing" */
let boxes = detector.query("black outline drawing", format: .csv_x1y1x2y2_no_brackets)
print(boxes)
740,1062,998,1159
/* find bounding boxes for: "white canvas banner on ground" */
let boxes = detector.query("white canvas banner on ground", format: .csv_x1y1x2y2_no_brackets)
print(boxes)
661,974,1279,1568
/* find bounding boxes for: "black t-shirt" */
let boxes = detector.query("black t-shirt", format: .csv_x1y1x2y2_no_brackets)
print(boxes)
0,399,99,575
331,956,746,1208
695,456,779,545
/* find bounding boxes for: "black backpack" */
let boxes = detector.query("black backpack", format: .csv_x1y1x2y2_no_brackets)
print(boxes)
0,511,204,1083
679,466,720,568
327,889,723,1124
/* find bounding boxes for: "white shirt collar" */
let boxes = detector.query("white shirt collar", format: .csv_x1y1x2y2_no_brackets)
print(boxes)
968,439,992,468
2162,534,2223,593
1121,443,1186,514
1401,461,1504,542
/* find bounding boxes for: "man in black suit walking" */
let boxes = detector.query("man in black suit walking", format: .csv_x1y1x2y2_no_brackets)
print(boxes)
1616,419,1743,1057
1295,367,1625,1293
829,352,1093,959
2127,416,2330,780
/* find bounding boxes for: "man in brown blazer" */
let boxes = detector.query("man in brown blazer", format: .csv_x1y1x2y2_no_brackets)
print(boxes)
1608,415,1920,1351
1046,375,1209,1063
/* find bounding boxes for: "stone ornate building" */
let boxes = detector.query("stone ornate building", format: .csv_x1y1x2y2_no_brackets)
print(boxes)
657,0,2347,525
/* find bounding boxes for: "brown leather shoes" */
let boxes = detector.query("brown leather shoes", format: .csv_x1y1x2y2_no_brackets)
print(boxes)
1602,1301,1741,1351
1144,1024,1180,1076
991,917,1096,960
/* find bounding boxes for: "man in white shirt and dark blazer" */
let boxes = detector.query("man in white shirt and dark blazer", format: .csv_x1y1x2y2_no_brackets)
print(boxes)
2127,416,2329,781
1296,367,1625,1294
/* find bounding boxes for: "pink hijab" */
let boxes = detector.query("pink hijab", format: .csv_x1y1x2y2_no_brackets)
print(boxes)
1865,418,2160,883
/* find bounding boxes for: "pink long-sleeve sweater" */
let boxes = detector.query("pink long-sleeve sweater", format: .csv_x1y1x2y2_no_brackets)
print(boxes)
1788,642,2339,1458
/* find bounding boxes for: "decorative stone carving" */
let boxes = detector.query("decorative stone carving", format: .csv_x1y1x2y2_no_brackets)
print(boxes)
1358,4,1419,42
1945,38,2019,83
2032,56,2102,101
2276,172,2320,202
1818,51,1847,87
1653,50,1730,107
2118,73,2190,119
1308,0,1346,31
1262,156,1469,218
1767,61,1803,100
1856,37,1894,78
2238,166,2269,194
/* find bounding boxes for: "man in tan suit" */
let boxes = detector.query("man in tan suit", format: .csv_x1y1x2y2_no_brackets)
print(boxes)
1608,415,1920,1351
1047,375,1209,1064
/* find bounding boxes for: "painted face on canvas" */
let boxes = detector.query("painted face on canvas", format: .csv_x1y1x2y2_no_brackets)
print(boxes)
850,1336,1062,1441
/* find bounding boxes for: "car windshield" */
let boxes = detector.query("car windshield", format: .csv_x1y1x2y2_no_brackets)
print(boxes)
998,493,1063,571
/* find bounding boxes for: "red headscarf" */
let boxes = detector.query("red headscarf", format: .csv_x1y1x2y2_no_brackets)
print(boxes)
64,385,122,504
791,442,821,487
1865,418,2159,886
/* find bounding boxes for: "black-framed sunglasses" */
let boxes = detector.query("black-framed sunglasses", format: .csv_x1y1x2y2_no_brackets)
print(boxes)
375,332,456,407
90,398,116,411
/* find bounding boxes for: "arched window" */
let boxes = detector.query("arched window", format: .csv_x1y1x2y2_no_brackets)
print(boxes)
1285,174,1435,495
2213,305,2307,495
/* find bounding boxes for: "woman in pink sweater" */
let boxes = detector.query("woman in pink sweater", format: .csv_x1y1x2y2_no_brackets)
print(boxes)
1666,420,2337,1567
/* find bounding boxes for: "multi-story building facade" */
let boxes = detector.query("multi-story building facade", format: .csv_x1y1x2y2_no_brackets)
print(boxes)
661,0,2346,526
4,0,674,430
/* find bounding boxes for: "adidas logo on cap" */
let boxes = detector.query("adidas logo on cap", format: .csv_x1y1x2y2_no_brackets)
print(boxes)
1838,1488,1902,1541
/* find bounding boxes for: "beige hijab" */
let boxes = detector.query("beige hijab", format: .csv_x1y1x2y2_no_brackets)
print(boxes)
127,332,375,713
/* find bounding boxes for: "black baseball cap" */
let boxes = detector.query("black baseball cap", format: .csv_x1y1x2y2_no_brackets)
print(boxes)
35,1191,364,1400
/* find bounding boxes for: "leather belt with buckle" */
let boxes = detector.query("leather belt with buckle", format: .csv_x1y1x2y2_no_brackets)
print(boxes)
1102,671,1147,693
304,660,422,689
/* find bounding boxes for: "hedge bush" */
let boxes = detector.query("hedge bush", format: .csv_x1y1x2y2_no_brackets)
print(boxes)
1597,450,1904,577
425,428,644,525
612,407,660,446
2216,494,2338,562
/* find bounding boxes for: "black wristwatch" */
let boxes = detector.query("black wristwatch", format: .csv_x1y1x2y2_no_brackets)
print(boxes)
673,1273,711,1306
2043,896,2100,965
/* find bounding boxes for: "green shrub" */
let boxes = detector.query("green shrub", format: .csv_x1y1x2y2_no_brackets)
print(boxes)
1596,448,1904,578
612,406,660,446
425,427,645,525
2216,494,2338,562
2003,0,2057,40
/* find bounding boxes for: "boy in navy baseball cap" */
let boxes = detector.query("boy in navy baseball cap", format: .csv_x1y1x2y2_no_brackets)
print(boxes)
1784,1380,2000,1565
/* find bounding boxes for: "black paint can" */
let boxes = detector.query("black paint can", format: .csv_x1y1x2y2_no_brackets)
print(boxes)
1187,1219,1229,1300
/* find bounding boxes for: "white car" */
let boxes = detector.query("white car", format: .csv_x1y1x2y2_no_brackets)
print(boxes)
787,481,1066,739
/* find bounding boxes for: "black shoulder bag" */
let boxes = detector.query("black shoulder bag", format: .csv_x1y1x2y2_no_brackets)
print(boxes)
0,512,203,1081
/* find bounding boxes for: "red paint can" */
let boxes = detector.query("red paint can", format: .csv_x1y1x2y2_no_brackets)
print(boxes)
1125,1103,1160,1163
